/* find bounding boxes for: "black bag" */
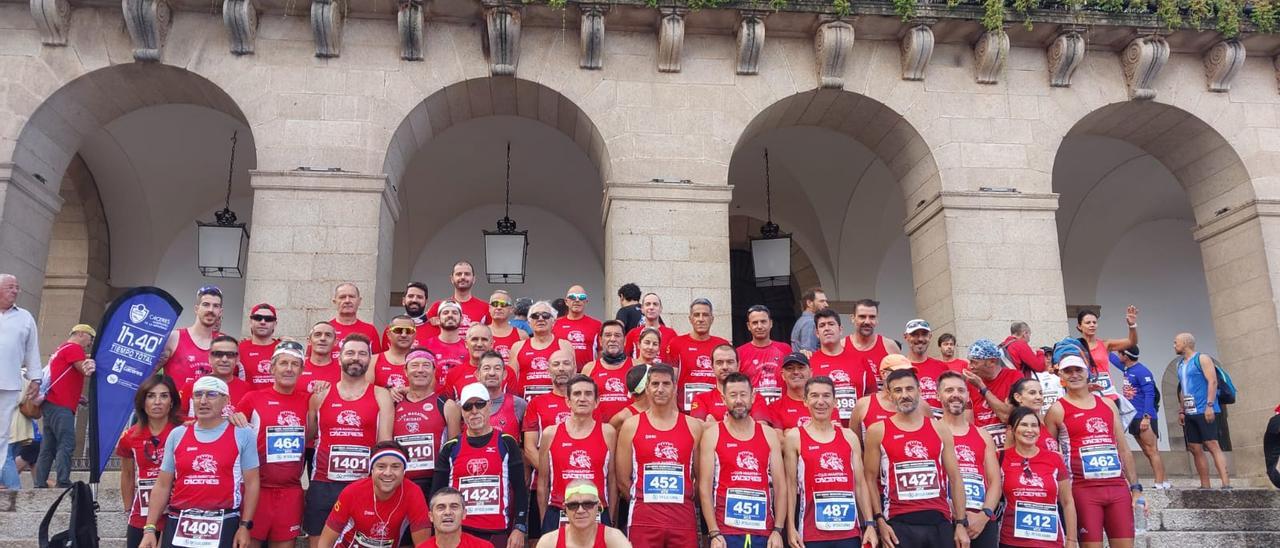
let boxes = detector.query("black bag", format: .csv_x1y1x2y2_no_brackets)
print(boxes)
39,481,99,548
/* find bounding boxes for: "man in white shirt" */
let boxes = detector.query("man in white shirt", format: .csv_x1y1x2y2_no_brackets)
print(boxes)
0,274,43,468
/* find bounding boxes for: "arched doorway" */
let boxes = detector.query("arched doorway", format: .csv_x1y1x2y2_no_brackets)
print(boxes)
728,90,939,344
1055,101,1251,460
385,78,608,318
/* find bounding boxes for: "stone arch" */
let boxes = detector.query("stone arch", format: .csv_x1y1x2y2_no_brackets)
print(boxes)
382,77,610,193
37,154,112,354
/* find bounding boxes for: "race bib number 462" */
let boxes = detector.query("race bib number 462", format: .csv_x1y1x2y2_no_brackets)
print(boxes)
1079,444,1121,480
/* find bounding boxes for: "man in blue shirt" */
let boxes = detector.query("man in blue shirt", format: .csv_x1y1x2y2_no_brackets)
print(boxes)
1175,332,1231,489
1116,346,1169,488
788,287,827,354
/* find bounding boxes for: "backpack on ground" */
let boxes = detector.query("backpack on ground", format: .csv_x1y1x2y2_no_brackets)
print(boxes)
39,481,98,548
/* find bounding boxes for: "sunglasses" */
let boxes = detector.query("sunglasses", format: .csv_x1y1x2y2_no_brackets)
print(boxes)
210,350,239,359
389,326,417,335
490,300,511,308
250,314,276,322
197,285,223,297
461,401,487,412
564,500,599,512
565,293,588,301
530,312,553,321
144,436,162,465
1021,457,1033,480
191,391,226,400
278,341,304,353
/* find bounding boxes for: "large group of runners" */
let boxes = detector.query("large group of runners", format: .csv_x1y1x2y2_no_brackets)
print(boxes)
118,260,1158,548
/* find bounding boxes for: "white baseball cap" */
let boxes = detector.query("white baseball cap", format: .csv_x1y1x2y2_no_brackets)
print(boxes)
1059,355,1088,371
459,382,490,405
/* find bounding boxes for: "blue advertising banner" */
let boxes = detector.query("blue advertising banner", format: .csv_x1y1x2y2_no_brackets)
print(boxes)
88,287,183,483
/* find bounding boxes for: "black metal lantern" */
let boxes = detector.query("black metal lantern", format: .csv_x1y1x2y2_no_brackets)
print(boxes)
750,149,791,287
483,143,529,284
196,131,249,278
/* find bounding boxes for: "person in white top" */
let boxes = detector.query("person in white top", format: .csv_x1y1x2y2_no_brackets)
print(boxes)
0,274,43,466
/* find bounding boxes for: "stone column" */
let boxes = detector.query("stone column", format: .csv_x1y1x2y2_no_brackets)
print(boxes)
904,191,1067,346
0,163,63,312
604,181,733,339
1191,202,1280,482
243,170,399,340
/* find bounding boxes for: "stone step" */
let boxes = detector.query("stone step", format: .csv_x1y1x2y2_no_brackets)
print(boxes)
1155,508,1280,531
0,511,129,539
1138,531,1280,548
1147,487,1280,509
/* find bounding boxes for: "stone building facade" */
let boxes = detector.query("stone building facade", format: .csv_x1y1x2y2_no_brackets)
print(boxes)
2,0,1279,479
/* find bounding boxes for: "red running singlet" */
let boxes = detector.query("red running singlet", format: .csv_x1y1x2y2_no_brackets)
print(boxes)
797,426,861,542
628,413,696,528
162,328,212,388
313,384,380,483
394,393,449,481
516,338,560,400
880,418,951,520
548,421,611,509
951,424,991,512
555,523,607,548
448,433,511,531
170,424,241,511
588,359,633,423
711,421,775,536
1058,395,1126,487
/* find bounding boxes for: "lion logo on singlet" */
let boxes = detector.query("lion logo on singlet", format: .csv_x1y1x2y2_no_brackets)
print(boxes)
277,411,302,427
697,356,712,369
819,452,843,471
370,521,389,539
1085,417,1108,434
555,412,572,425
568,331,585,344
736,451,760,471
955,444,976,464
404,421,421,434
466,458,489,475
797,416,812,427
1045,438,1059,452
191,454,218,474
606,378,626,394
1018,471,1045,488
919,376,937,393
569,450,592,468
388,375,406,388
903,440,929,460
256,360,271,374
532,357,549,372
654,442,680,461
829,370,850,383
336,410,362,427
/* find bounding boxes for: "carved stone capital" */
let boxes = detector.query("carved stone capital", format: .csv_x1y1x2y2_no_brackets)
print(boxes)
579,3,608,70
30,0,71,46
1121,33,1169,100
974,29,1009,85
657,7,688,73
1204,39,1245,93
398,0,425,61
122,0,170,62
900,22,934,81
736,10,767,75
484,2,522,76
311,0,344,58
223,0,258,55
815,17,854,89
1046,27,1086,87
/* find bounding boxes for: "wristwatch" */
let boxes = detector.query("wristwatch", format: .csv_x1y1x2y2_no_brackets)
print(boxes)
953,517,970,527
982,508,995,519
513,524,529,534
239,520,254,531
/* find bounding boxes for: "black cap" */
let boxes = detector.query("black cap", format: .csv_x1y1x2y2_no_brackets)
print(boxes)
1122,346,1140,359
782,352,810,367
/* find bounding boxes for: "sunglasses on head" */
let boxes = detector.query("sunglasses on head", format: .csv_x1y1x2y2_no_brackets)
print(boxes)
490,300,510,308
461,401,487,412
564,500,600,512
566,293,588,301
1021,457,1033,479
530,312,553,320
390,326,417,335
250,314,276,322
197,285,223,298
210,350,239,359
144,436,162,465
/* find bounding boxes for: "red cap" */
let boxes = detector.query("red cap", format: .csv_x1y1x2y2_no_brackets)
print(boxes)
249,303,277,317
1275,403,1280,414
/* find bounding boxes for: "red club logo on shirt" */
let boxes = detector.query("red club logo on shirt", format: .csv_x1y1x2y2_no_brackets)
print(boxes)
696,356,712,369
389,375,406,388
829,370,850,383
654,442,680,461
797,416,812,427
1018,471,1045,488
1085,417,1108,434
568,331,585,343
555,412,571,425
275,411,299,426
192,454,219,474
404,421,421,434
1045,438,1059,452
336,410,362,427
371,521,389,538
532,357,549,371
466,458,489,475
956,445,976,464
736,451,760,471
606,378,626,394
904,440,929,460
569,450,592,468
819,452,843,471
256,360,271,374
919,376,937,393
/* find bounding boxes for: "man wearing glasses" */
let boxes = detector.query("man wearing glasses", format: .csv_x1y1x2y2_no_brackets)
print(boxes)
33,323,96,488
138,376,260,548
510,301,575,401
489,290,527,362
535,480,631,548
433,382,529,548
372,315,418,389
240,303,281,389
157,285,224,387
232,341,311,548
554,286,602,368
328,283,382,360
179,335,251,419
382,281,437,350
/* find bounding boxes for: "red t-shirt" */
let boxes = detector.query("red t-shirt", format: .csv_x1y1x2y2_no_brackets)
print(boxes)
523,392,572,433
236,386,311,488
553,315,602,368
329,318,382,359
426,297,491,331
179,376,252,419
423,336,468,386
417,533,491,548
666,334,730,411
239,339,279,389
115,423,177,528
767,392,812,429
44,342,88,411
327,478,431,545
967,367,1022,449
810,344,877,422
944,358,968,373
999,449,1067,548
624,324,678,359
913,357,950,411
736,340,791,403
299,358,341,394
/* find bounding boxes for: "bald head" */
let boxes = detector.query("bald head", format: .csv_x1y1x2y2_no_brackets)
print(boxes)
1176,333,1196,349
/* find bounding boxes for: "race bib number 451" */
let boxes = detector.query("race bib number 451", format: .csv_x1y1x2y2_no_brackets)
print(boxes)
723,488,768,531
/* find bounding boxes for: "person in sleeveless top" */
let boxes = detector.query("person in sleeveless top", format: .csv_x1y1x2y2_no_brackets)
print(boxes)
937,372,1001,548
418,488,493,548
536,480,631,548
118,376,182,548
537,374,618,528
1174,332,1231,489
862,368,968,548
156,285,223,387
1074,307,1139,401
850,354,920,437
846,299,903,382
765,352,814,431
489,290,528,362
607,364,652,431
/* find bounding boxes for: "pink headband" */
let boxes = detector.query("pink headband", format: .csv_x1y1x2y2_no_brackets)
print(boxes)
406,350,436,363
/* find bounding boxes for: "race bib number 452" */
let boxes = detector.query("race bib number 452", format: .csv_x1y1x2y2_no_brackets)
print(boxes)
642,463,685,503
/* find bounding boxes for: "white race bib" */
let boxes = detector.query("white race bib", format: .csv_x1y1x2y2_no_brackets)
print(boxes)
171,509,224,548
834,387,857,420
683,383,713,412
893,460,940,500
327,445,371,482
1079,444,1121,479
459,475,501,515
523,384,552,400
265,425,304,463
395,433,436,471
723,488,768,530
135,478,155,518
642,463,685,503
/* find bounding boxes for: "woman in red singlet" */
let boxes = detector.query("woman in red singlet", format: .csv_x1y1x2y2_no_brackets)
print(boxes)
118,376,183,548
1000,407,1077,548
1075,306,1139,401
